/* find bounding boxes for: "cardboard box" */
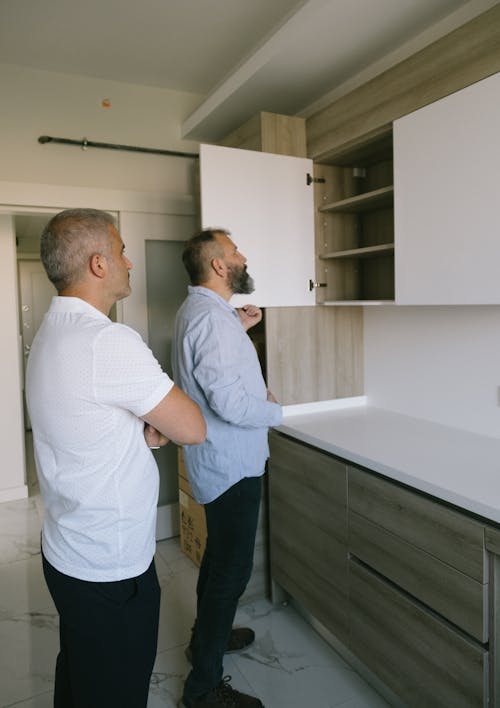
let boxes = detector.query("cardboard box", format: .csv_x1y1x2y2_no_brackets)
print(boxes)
178,448,207,567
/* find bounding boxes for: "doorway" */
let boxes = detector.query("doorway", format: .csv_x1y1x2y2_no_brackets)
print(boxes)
16,213,56,496
15,212,120,497
145,239,189,508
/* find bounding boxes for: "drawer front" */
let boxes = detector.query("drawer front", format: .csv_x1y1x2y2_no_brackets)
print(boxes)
349,560,488,708
350,511,488,642
269,433,347,543
269,433,349,641
271,533,349,643
349,466,486,582
485,526,500,555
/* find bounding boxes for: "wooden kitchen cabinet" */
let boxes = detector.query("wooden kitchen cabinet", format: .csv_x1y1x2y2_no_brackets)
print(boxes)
268,432,349,643
313,130,395,304
268,434,500,707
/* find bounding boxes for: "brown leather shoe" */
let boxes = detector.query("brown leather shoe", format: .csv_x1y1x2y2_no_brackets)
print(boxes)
185,627,255,663
179,675,264,707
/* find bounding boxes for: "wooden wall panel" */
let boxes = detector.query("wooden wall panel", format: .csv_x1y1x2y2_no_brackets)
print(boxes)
307,5,500,162
220,111,307,156
265,305,363,404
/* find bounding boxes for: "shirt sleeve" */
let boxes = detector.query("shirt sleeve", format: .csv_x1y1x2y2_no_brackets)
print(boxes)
93,323,174,417
191,312,282,429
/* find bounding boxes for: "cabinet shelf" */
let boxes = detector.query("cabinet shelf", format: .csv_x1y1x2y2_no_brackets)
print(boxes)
314,131,394,302
320,243,394,260
319,185,394,214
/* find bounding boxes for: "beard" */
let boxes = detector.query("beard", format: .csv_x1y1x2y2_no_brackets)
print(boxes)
227,263,255,295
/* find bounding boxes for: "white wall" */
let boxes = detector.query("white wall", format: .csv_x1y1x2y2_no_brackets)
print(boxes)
0,63,202,500
0,63,202,193
364,306,500,438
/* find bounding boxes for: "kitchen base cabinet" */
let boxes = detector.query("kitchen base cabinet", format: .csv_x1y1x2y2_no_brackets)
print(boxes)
349,560,488,708
268,432,500,707
268,432,349,643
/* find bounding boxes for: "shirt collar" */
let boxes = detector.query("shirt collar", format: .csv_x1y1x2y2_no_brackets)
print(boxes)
188,285,238,316
48,296,110,321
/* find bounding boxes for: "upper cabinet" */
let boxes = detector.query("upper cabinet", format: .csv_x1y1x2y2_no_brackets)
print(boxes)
313,131,394,304
394,71,500,305
199,143,316,308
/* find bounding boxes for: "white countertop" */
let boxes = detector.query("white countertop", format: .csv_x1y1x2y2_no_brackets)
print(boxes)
278,397,500,524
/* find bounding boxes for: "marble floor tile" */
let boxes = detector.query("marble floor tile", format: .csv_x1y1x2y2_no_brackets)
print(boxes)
0,610,58,707
0,498,41,565
0,555,53,622
231,599,390,708
3,689,54,708
147,644,189,708
0,496,393,708
155,547,198,655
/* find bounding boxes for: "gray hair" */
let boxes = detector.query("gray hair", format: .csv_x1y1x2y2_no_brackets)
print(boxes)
40,209,116,292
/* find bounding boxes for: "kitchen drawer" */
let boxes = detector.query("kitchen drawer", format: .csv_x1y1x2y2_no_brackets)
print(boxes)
349,466,486,583
350,511,488,642
349,560,488,708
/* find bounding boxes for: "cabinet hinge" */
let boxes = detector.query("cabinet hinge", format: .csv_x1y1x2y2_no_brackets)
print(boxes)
306,173,326,186
309,279,327,291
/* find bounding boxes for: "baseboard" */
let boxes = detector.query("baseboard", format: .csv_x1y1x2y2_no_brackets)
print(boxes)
0,484,28,503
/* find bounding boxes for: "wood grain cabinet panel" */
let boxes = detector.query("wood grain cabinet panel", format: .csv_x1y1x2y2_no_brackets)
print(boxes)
349,466,486,582
349,560,488,708
350,511,488,642
268,433,349,642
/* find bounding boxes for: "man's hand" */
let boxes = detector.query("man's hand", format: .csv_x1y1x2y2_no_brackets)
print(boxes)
267,389,279,404
238,305,262,331
144,423,170,449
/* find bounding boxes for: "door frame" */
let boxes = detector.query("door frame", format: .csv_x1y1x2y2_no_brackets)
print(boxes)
0,180,197,539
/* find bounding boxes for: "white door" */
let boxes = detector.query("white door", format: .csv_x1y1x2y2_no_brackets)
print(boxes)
0,215,27,501
199,143,316,308
18,260,57,429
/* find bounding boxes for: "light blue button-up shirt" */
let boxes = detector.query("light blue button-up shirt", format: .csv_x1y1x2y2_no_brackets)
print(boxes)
172,286,283,504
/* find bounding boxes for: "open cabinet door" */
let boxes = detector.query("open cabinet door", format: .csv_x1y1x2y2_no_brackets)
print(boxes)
199,143,315,307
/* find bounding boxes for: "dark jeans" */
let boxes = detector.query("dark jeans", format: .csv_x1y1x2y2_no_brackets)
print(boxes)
184,475,262,699
42,552,161,708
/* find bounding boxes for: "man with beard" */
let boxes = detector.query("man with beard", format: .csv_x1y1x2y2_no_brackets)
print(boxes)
173,228,282,708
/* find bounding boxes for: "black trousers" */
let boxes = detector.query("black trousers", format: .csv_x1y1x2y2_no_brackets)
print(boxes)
184,475,262,699
42,552,161,708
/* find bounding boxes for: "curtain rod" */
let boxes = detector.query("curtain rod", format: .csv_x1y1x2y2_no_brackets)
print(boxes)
38,135,199,159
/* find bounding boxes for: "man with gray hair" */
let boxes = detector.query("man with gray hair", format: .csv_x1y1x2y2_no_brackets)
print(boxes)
26,208,206,708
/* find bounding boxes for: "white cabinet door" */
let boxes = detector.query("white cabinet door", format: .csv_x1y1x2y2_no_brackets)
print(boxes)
394,71,500,305
199,143,315,307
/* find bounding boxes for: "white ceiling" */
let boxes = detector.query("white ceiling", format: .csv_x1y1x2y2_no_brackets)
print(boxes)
0,0,495,142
